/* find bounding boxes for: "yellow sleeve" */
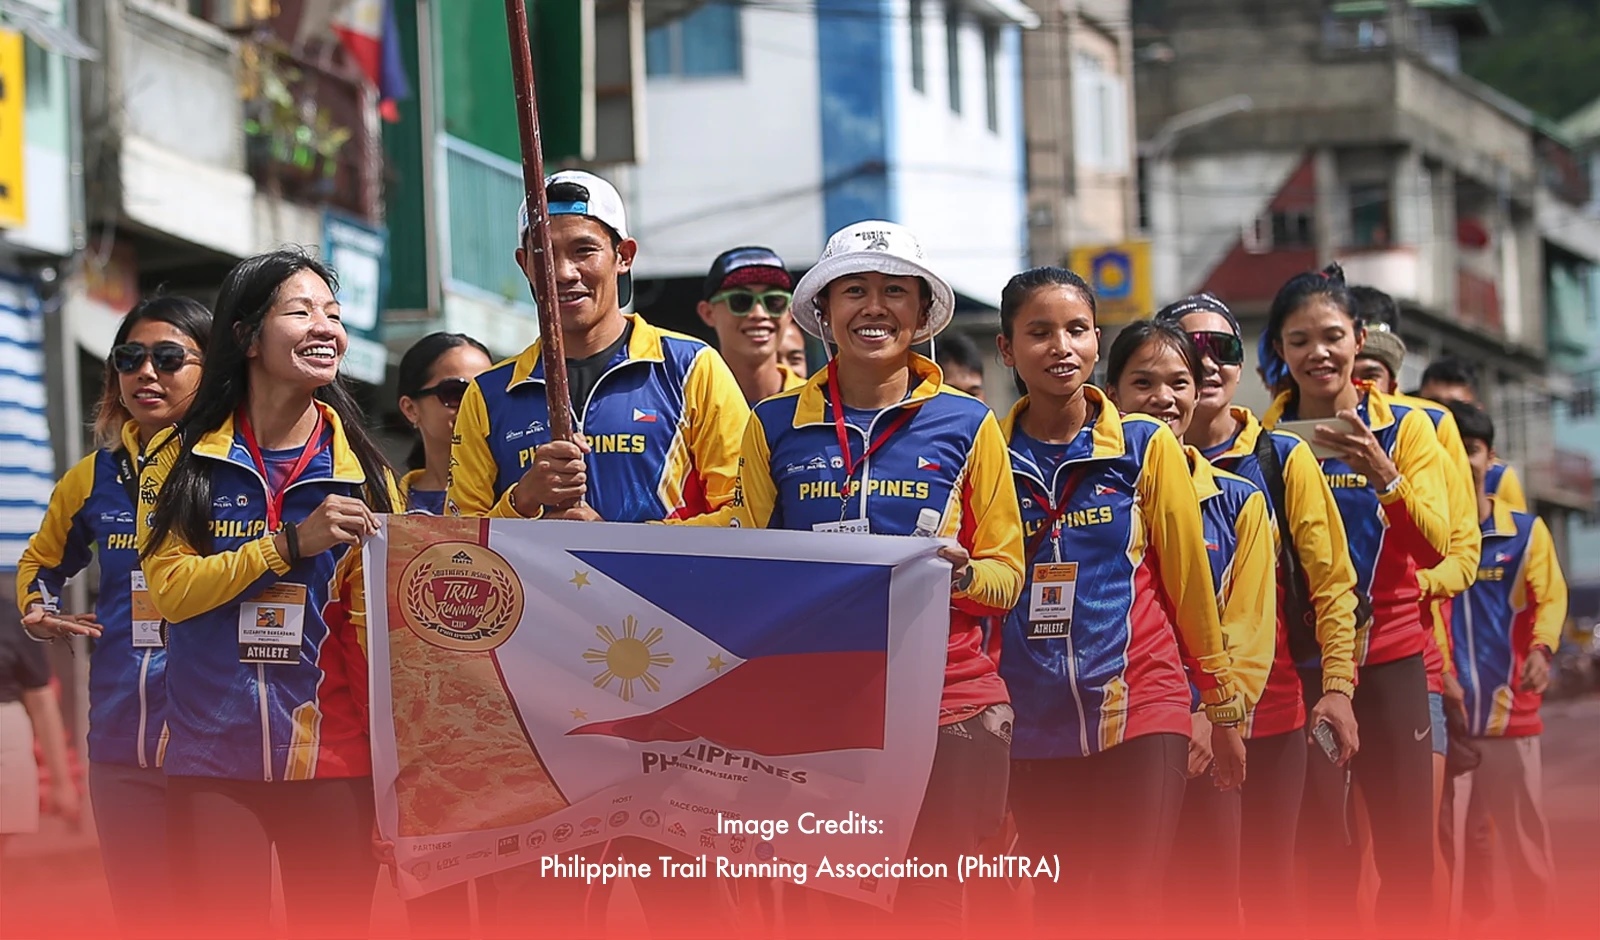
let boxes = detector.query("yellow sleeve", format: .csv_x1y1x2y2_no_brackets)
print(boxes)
1525,518,1568,654
445,380,534,519
1140,426,1235,704
136,428,291,624
1429,601,1455,677
951,411,1025,616
1378,410,1453,569
682,349,751,514
1219,489,1276,708
15,454,99,613
1281,439,1359,694
1495,463,1528,513
1416,410,1482,601
723,412,778,530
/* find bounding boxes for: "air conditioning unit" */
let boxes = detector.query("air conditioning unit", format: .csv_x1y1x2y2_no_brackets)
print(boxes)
1242,213,1273,254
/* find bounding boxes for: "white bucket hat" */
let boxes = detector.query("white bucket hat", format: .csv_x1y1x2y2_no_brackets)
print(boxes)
791,221,955,345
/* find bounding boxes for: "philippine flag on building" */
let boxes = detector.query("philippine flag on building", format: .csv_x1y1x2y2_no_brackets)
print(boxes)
331,0,412,121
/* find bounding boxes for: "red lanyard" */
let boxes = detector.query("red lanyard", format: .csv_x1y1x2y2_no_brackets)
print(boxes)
826,362,916,505
1023,467,1093,561
237,409,327,532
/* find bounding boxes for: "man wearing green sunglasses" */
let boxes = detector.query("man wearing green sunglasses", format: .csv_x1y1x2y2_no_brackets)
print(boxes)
697,246,804,405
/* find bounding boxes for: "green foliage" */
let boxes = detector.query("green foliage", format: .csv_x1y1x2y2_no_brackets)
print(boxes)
1462,0,1600,120
242,46,354,180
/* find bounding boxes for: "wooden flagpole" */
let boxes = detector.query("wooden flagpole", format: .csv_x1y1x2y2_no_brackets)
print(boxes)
503,0,573,442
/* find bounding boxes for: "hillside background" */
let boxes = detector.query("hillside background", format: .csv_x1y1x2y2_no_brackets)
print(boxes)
1462,0,1600,121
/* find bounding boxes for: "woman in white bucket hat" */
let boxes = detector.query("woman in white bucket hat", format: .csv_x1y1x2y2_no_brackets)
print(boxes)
725,221,1025,934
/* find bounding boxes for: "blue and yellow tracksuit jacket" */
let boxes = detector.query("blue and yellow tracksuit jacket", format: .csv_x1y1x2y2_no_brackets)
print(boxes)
399,469,446,515
1486,460,1526,512
727,355,1024,721
1263,383,1453,667
447,314,748,522
137,405,399,781
1451,498,1567,738
1202,406,1359,736
15,422,166,768
999,387,1238,759
1392,395,1482,692
1185,447,1276,728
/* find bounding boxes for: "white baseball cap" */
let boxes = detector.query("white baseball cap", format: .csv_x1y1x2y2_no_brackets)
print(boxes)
517,169,630,243
517,169,633,309
790,221,955,345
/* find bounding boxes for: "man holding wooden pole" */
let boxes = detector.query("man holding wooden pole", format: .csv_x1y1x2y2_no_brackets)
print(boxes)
445,170,748,526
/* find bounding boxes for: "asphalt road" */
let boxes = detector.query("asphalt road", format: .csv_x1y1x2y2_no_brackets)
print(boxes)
3,697,1597,938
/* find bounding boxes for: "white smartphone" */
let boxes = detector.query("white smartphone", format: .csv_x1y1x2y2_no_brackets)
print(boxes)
1276,417,1361,461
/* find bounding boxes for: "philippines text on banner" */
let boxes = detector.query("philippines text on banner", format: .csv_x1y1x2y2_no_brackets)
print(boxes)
366,515,951,908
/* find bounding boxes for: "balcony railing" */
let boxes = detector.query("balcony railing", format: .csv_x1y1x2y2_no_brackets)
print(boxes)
437,135,534,308
1456,267,1502,334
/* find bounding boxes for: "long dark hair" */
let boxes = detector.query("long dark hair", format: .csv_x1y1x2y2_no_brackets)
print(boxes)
1106,320,1203,389
397,332,491,471
1259,262,1353,393
142,248,394,558
93,294,213,448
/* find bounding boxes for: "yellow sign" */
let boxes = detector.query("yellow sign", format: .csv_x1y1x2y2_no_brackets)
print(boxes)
0,29,23,229
1068,241,1152,325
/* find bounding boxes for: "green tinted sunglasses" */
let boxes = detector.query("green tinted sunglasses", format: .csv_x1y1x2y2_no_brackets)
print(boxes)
710,289,792,316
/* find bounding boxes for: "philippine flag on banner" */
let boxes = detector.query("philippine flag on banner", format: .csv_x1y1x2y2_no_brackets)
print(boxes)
367,517,950,909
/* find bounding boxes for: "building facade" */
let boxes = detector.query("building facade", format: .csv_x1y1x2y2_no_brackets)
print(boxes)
626,0,1035,353
1134,0,1592,533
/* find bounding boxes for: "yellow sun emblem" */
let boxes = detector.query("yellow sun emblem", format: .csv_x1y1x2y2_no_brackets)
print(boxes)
583,615,674,701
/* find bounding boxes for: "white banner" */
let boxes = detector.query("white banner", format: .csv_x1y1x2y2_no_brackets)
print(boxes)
366,516,951,909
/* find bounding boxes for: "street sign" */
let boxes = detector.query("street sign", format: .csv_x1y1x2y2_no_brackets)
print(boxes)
1068,241,1152,326
324,211,389,385
0,29,26,229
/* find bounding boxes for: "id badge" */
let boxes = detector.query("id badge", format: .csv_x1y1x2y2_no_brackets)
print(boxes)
130,571,163,648
1027,563,1078,639
813,519,871,535
238,583,307,664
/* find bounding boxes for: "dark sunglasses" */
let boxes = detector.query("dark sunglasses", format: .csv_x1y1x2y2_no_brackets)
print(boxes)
1188,331,1245,366
711,289,791,316
111,342,198,374
414,377,471,408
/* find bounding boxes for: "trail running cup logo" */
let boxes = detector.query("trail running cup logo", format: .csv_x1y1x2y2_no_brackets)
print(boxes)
399,541,524,651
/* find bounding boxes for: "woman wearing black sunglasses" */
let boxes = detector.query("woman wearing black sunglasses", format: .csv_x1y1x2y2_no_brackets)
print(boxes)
1155,294,1361,934
16,295,211,937
396,333,493,516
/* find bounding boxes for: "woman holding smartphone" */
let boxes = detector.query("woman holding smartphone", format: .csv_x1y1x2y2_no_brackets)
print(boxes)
995,267,1247,933
1258,264,1453,935
1154,293,1361,932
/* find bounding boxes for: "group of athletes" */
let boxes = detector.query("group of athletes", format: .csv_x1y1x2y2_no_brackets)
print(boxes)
8,167,1569,940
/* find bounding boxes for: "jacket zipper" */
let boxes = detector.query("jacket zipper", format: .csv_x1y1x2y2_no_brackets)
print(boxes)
1045,467,1092,755
136,650,152,769
257,663,273,782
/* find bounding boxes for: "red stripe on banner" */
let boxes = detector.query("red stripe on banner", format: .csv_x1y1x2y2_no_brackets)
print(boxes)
568,651,887,756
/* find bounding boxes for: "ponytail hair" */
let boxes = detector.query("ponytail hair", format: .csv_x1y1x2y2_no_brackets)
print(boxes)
1260,262,1352,391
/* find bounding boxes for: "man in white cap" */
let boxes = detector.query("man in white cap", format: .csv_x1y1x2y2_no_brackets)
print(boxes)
447,170,746,934
448,169,748,524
